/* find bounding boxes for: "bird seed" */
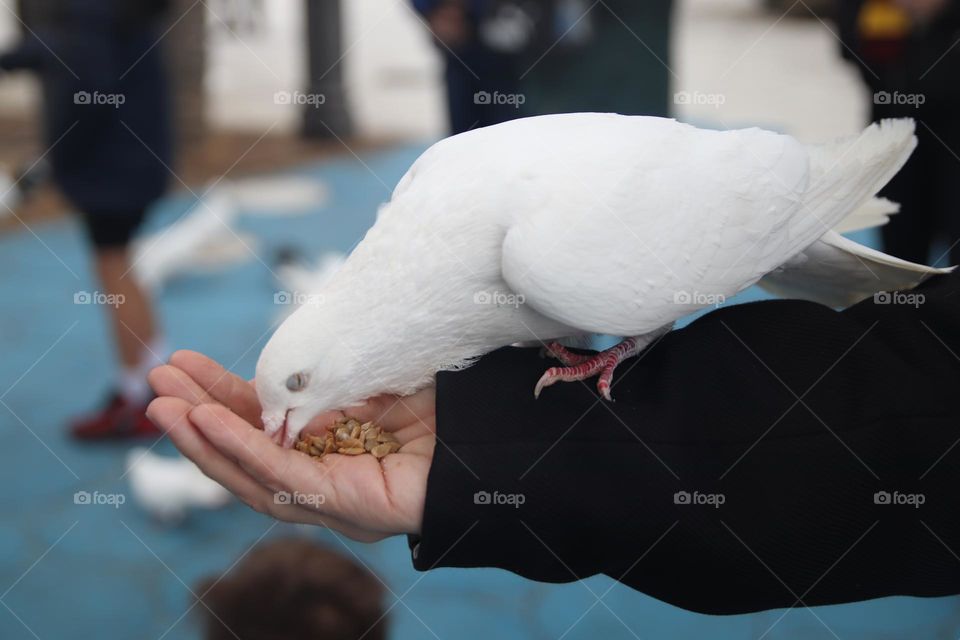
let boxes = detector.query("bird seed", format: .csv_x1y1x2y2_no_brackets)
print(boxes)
295,417,401,460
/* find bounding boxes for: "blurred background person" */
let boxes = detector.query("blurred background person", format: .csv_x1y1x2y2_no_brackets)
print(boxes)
0,0,173,440
195,537,388,640
838,0,960,265
519,0,674,117
413,0,523,133
413,0,674,133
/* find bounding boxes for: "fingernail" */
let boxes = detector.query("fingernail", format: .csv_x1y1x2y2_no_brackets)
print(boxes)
144,398,160,424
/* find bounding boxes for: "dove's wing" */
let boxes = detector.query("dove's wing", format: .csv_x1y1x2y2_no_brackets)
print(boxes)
497,116,915,335
496,117,806,335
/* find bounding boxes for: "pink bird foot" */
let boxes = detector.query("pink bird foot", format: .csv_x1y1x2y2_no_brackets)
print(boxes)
535,326,673,401
541,342,593,366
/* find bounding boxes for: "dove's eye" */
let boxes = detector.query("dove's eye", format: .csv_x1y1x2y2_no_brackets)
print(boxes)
285,372,308,392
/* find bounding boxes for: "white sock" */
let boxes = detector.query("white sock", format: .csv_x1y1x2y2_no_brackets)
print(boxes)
136,335,170,377
119,335,171,404
119,367,151,404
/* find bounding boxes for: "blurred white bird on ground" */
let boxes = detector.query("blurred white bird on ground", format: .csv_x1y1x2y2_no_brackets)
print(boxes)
126,448,232,523
131,175,329,290
0,167,21,217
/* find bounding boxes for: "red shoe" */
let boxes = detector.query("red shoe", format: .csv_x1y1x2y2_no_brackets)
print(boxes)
70,392,163,441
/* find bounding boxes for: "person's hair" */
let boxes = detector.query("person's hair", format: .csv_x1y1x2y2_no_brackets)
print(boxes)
195,537,387,640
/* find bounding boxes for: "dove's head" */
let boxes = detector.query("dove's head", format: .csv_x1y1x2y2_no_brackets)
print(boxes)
255,306,357,448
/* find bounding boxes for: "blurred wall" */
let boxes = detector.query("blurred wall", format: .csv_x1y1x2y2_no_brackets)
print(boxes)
671,0,868,141
205,0,447,139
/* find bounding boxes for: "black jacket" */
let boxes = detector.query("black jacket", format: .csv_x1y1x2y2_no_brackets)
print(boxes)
413,270,960,614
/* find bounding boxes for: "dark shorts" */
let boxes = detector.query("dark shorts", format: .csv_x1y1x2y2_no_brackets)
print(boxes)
77,208,148,249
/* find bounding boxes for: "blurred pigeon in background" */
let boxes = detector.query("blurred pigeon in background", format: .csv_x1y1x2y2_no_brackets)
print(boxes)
0,159,49,218
132,187,245,290
224,174,329,215
132,175,328,289
0,167,20,217
273,249,346,319
126,448,232,523
253,113,951,447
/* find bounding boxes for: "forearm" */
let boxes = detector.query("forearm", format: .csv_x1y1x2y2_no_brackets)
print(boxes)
412,274,960,614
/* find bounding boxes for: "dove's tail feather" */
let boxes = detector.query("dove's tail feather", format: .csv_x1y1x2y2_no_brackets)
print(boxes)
759,230,953,307
833,196,899,234
788,118,917,258
757,119,953,308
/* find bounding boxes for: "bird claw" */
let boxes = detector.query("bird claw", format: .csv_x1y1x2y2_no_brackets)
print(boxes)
542,341,592,367
534,336,647,401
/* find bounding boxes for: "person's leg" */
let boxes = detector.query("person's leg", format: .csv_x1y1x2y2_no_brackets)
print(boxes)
92,246,163,396
71,209,168,439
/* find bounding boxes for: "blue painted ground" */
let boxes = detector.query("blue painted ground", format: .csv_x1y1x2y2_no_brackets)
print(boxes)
1,143,958,639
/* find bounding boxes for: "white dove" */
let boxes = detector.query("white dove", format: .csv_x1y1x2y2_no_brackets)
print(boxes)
255,113,950,447
126,448,232,523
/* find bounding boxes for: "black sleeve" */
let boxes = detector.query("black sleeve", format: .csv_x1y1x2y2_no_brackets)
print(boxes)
410,271,960,615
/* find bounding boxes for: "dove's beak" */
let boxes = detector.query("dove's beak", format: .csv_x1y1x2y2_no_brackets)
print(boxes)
262,410,288,446
282,407,313,449
262,407,316,448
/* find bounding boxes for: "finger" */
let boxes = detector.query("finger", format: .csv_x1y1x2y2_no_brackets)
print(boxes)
188,403,337,507
397,434,436,458
146,397,275,510
169,350,262,426
188,403,399,539
343,387,436,432
149,365,212,407
149,398,373,538
149,364,268,440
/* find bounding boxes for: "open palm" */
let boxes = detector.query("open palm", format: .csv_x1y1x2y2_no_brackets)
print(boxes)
146,350,435,541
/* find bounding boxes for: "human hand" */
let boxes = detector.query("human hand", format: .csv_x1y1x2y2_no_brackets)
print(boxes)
146,351,436,541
